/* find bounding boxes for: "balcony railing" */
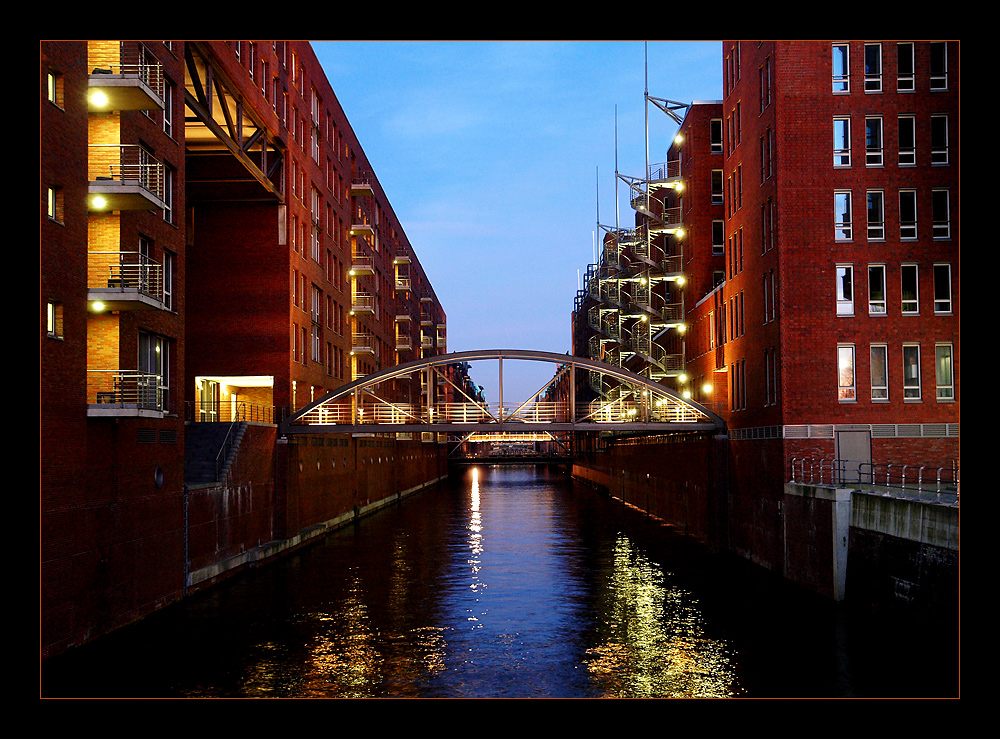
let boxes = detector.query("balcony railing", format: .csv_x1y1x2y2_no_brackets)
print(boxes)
88,41,165,100
89,144,165,209
647,158,681,183
88,251,164,302
88,370,165,411
352,333,375,354
352,292,375,313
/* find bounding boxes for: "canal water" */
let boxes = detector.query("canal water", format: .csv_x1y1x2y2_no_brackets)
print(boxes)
41,466,958,698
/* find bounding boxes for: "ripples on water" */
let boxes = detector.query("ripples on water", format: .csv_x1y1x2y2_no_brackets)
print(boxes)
41,465,957,698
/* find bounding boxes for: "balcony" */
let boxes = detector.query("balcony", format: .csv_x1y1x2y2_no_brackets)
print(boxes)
396,334,412,351
350,178,374,197
351,292,375,315
88,42,164,112
87,370,166,417
350,252,374,276
395,275,411,291
88,144,166,212
87,251,168,311
647,159,682,189
351,333,375,355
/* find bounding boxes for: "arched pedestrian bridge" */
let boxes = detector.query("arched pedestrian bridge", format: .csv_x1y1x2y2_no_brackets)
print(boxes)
279,349,724,437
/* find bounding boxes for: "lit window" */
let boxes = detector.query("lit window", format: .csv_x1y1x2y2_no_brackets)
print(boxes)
935,344,954,401
47,186,64,223
838,345,856,401
46,302,63,339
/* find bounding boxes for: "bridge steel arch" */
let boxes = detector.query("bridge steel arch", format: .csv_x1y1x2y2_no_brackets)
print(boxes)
279,349,725,436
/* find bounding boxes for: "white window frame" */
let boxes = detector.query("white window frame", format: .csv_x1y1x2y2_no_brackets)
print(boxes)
901,264,919,314
931,115,949,165
832,43,850,93
932,189,951,239
835,190,853,241
903,343,921,400
868,264,886,315
838,344,857,401
897,42,915,92
935,343,954,401
865,116,883,166
833,117,851,167
933,263,953,314
898,115,916,166
870,343,889,401
836,264,854,315
930,42,948,91
864,43,882,92
866,190,885,241
899,189,918,239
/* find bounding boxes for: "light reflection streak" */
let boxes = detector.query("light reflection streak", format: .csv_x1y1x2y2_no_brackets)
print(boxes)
466,467,486,616
584,534,741,698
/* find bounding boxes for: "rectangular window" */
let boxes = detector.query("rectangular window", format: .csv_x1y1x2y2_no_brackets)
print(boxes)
932,189,951,238
832,43,850,92
47,186,64,223
897,42,915,92
899,189,917,239
838,345,856,401
712,220,724,255
47,301,64,339
865,116,883,166
901,264,919,314
931,115,949,165
903,344,921,400
835,191,852,240
710,118,723,153
711,170,724,204
836,265,854,315
833,117,851,167
868,264,886,314
935,344,954,401
930,42,948,90
867,190,885,240
898,115,916,166
933,263,952,313
870,344,888,400
864,43,882,92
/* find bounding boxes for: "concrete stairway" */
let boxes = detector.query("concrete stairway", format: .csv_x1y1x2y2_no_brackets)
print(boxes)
184,421,247,485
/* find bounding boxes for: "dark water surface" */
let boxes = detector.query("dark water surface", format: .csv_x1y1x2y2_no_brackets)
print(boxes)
41,466,959,698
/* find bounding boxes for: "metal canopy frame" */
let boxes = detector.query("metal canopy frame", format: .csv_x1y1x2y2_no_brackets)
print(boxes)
279,349,724,436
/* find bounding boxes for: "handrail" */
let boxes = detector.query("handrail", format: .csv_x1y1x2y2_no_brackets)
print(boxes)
215,401,247,482
790,457,959,503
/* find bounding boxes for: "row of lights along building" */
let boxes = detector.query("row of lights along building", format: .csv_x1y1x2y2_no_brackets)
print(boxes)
40,40,478,659
569,40,958,566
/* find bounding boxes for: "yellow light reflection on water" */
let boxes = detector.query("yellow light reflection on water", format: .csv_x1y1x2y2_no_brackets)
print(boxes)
584,534,742,698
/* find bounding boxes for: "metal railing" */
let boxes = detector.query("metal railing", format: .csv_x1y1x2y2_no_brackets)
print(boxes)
88,251,163,299
89,144,165,200
89,370,164,410
189,400,277,424
790,458,959,504
88,41,165,99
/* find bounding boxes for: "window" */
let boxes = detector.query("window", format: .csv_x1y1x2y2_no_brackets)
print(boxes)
836,265,854,315
865,116,883,166
47,186,64,223
162,78,174,137
711,170,724,204
903,343,921,400
864,43,882,92
759,56,771,112
935,344,954,401
897,42,915,92
832,43,850,93
162,165,174,224
930,42,948,90
898,116,916,165
901,264,919,314
899,190,917,239
931,115,949,164
932,189,951,238
834,191,852,240
712,220,724,255
46,301,63,339
868,265,886,314
833,117,851,166
710,118,723,153
933,263,952,313
870,344,888,401
138,332,169,411
47,69,64,107
163,251,175,310
838,345,856,401
867,190,885,240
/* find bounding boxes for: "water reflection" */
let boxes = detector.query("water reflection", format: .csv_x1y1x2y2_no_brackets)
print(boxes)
584,534,739,697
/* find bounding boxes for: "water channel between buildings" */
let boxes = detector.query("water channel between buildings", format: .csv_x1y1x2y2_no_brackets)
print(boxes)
41,465,959,699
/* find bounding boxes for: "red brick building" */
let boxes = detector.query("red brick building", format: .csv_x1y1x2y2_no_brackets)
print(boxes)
40,40,448,659
573,41,959,569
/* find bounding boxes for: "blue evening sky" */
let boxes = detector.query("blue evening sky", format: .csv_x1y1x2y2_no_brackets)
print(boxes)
313,40,723,402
